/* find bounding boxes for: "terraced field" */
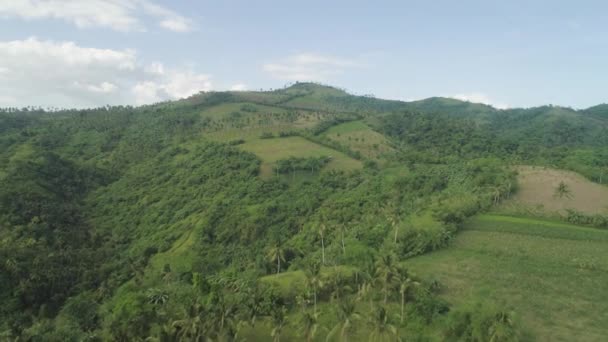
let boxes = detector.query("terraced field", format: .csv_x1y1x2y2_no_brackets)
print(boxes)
405,214,608,341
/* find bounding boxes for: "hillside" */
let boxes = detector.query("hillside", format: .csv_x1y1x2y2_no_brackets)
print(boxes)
500,166,608,215
406,215,608,341
1,83,608,341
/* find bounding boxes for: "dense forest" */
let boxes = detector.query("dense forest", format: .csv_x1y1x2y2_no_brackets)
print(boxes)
2,83,608,341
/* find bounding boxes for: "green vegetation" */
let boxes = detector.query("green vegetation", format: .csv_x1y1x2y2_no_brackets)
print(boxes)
2,82,608,340
239,136,362,177
406,214,608,341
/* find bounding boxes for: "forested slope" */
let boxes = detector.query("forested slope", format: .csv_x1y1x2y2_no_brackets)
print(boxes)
1,83,607,341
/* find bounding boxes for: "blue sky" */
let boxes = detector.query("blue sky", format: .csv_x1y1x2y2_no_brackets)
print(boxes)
1,0,607,109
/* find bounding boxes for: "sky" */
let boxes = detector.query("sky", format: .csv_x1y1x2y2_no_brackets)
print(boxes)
0,0,607,109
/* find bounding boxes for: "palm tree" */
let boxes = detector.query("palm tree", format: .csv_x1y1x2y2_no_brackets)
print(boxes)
270,305,288,342
338,222,347,255
172,303,207,342
490,185,502,205
300,311,319,342
305,261,323,314
318,222,327,265
554,181,573,199
327,298,360,342
368,306,397,342
487,311,518,342
329,271,352,302
385,205,401,244
375,254,397,304
356,262,377,312
266,244,286,274
211,298,239,341
394,267,419,324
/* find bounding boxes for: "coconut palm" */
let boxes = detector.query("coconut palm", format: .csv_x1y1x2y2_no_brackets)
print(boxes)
328,270,352,302
300,311,319,342
385,208,401,244
172,303,207,342
375,254,397,304
326,298,360,342
338,222,347,255
305,260,323,314
554,181,573,199
270,305,288,342
394,267,419,324
368,306,398,342
356,261,377,312
266,243,286,274
210,297,239,341
487,311,518,342
318,222,327,265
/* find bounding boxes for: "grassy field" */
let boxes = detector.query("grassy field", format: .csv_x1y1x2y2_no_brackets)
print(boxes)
501,165,608,215
238,136,363,177
199,102,288,119
404,214,608,341
321,120,393,159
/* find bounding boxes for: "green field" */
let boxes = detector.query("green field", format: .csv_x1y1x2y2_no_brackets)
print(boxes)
405,214,608,341
322,120,393,159
238,136,363,177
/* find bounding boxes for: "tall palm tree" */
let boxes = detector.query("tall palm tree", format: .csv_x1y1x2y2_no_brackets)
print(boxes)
172,303,207,342
384,203,403,244
375,254,397,304
300,311,319,342
338,222,347,255
356,261,377,312
318,223,327,265
305,261,323,314
266,244,286,274
211,298,239,341
368,306,397,342
394,267,419,324
326,298,360,342
329,270,353,302
270,305,288,342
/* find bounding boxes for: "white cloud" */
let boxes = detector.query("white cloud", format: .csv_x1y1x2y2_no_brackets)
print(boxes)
263,53,363,81
448,92,509,109
0,37,212,108
0,0,194,32
74,81,118,93
159,18,192,32
133,71,212,105
230,83,247,91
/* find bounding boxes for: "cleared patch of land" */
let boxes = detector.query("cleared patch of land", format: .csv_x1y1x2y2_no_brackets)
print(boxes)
321,120,393,159
405,214,608,341
238,136,362,177
502,165,608,215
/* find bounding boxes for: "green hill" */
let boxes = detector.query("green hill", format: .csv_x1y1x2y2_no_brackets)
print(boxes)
2,83,608,341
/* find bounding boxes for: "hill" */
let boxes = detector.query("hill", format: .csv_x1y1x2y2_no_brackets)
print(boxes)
2,83,608,340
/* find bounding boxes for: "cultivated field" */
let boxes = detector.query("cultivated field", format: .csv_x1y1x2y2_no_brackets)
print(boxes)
405,214,608,341
321,120,393,159
238,136,362,177
502,165,608,215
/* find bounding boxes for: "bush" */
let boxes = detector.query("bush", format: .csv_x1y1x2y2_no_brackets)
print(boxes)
260,132,274,139
228,139,245,145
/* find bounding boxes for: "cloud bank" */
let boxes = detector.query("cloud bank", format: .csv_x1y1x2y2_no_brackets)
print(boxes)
263,53,363,81
0,0,194,32
0,37,211,108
